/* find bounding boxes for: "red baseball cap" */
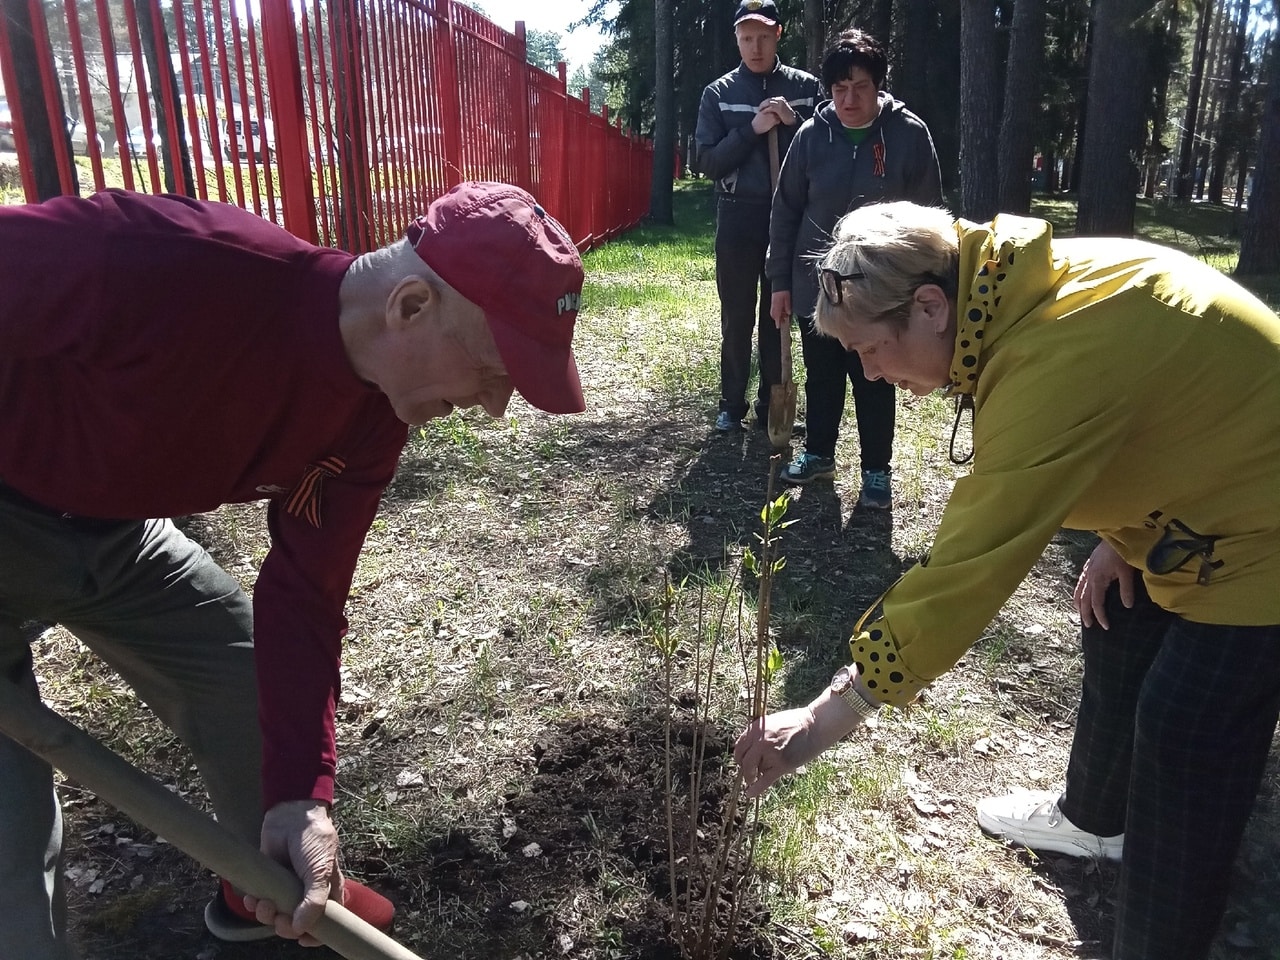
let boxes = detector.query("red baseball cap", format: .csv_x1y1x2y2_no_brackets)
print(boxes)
407,181,585,414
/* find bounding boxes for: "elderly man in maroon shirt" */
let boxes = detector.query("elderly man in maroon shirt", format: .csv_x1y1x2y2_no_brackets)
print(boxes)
0,182,584,958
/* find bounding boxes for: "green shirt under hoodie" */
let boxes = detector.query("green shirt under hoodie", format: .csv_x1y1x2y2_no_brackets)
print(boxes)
853,214,1280,707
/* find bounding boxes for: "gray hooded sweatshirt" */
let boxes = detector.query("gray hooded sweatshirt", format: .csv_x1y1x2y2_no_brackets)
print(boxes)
766,92,943,319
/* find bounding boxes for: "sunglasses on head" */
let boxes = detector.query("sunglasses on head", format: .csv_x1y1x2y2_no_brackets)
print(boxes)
819,269,955,308
818,268,866,305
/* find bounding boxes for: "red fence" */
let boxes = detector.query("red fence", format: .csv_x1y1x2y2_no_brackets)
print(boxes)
0,0,651,253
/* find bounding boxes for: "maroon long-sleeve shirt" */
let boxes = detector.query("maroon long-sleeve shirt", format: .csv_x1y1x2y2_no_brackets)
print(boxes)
0,190,409,808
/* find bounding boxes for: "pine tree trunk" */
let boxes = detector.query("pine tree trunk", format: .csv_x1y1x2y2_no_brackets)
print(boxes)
1076,0,1157,235
997,0,1045,213
1236,28,1280,274
804,0,824,76
958,0,1000,220
1208,0,1248,204
138,0,196,195
868,0,894,47
1174,0,1213,200
898,0,933,125
649,0,675,224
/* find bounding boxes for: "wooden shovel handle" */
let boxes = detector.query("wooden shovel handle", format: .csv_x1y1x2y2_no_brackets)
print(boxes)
0,678,425,960
767,127,780,190
780,318,792,385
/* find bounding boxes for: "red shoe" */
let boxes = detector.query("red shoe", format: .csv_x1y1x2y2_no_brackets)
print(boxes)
205,877,395,942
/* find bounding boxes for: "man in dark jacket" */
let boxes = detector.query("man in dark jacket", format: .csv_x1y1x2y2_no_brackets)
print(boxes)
695,0,820,432
766,29,941,505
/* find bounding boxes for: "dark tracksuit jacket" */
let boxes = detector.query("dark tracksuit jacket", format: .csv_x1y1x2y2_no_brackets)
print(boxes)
695,58,820,418
765,94,942,462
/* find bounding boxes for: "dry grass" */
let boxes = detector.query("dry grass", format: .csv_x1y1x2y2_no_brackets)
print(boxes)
29,182,1280,960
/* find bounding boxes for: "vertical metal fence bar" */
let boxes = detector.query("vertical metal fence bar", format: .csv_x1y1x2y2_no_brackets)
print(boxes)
300,4,332,245
431,0,462,189
118,0,164,192
355,1,387,247
260,0,316,240
310,0,341,245
243,14,278,221
227,9,262,213
365,0,398,238
190,0,230,202
169,0,210,199
211,0,246,207
61,0,106,191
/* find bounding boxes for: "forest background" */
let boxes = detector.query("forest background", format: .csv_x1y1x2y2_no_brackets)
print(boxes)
505,0,1279,272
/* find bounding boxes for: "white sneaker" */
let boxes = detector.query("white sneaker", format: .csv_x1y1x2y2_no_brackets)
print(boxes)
977,789,1123,861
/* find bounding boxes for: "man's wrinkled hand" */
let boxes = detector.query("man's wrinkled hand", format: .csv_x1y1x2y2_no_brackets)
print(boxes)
244,800,342,946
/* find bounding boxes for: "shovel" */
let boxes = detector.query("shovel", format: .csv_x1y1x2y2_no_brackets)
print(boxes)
765,126,797,450
767,323,797,449
0,677,425,960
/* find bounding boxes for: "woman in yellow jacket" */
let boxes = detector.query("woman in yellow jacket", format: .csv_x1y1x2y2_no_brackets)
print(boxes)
735,200,1280,960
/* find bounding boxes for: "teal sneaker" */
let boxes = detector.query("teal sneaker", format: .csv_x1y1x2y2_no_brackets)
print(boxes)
859,468,893,509
781,452,836,485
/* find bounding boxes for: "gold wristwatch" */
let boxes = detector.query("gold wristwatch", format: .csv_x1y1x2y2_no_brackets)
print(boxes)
830,665,880,720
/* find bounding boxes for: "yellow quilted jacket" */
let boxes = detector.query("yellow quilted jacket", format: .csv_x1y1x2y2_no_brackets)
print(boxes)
853,214,1280,707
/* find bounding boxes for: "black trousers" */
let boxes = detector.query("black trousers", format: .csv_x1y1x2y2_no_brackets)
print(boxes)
798,316,895,467
715,196,780,421
1059,578,1280,960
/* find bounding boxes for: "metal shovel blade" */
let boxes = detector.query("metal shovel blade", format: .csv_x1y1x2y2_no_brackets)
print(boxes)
767,321,796,450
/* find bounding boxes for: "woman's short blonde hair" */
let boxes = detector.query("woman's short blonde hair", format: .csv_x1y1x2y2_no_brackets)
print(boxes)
813,201,960,339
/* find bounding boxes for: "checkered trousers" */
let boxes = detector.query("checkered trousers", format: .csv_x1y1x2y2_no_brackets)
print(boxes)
1058,578,1280,960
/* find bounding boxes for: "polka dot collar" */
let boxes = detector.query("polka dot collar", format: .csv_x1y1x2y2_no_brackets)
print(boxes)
946,215,1064,398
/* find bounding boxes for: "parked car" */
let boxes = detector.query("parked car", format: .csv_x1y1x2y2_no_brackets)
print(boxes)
0,97,14,151
0,103,105,156
66,116,104,156
115,124,160,156
222,109,274,162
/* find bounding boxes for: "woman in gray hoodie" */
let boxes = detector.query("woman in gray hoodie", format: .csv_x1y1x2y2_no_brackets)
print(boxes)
766,29,942,505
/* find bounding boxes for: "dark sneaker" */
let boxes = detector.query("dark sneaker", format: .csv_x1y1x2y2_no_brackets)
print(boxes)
858,468,892,509
715,411,744,432
205,877,395,942
781,452,836,485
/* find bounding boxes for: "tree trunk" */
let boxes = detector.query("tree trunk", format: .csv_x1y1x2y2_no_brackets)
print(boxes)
1142,3,1176,199
1207,0,1248,204
1236,27,1279,274
649,0,674,224
1069,3,1096,194
1174,0,1213,200
1076,0,1156,235
138,0,196,195
898,0,934,124
958,0,1000,220
804,0,824,75
868,0,894,47
998,0,1046,213
1,0,71,199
